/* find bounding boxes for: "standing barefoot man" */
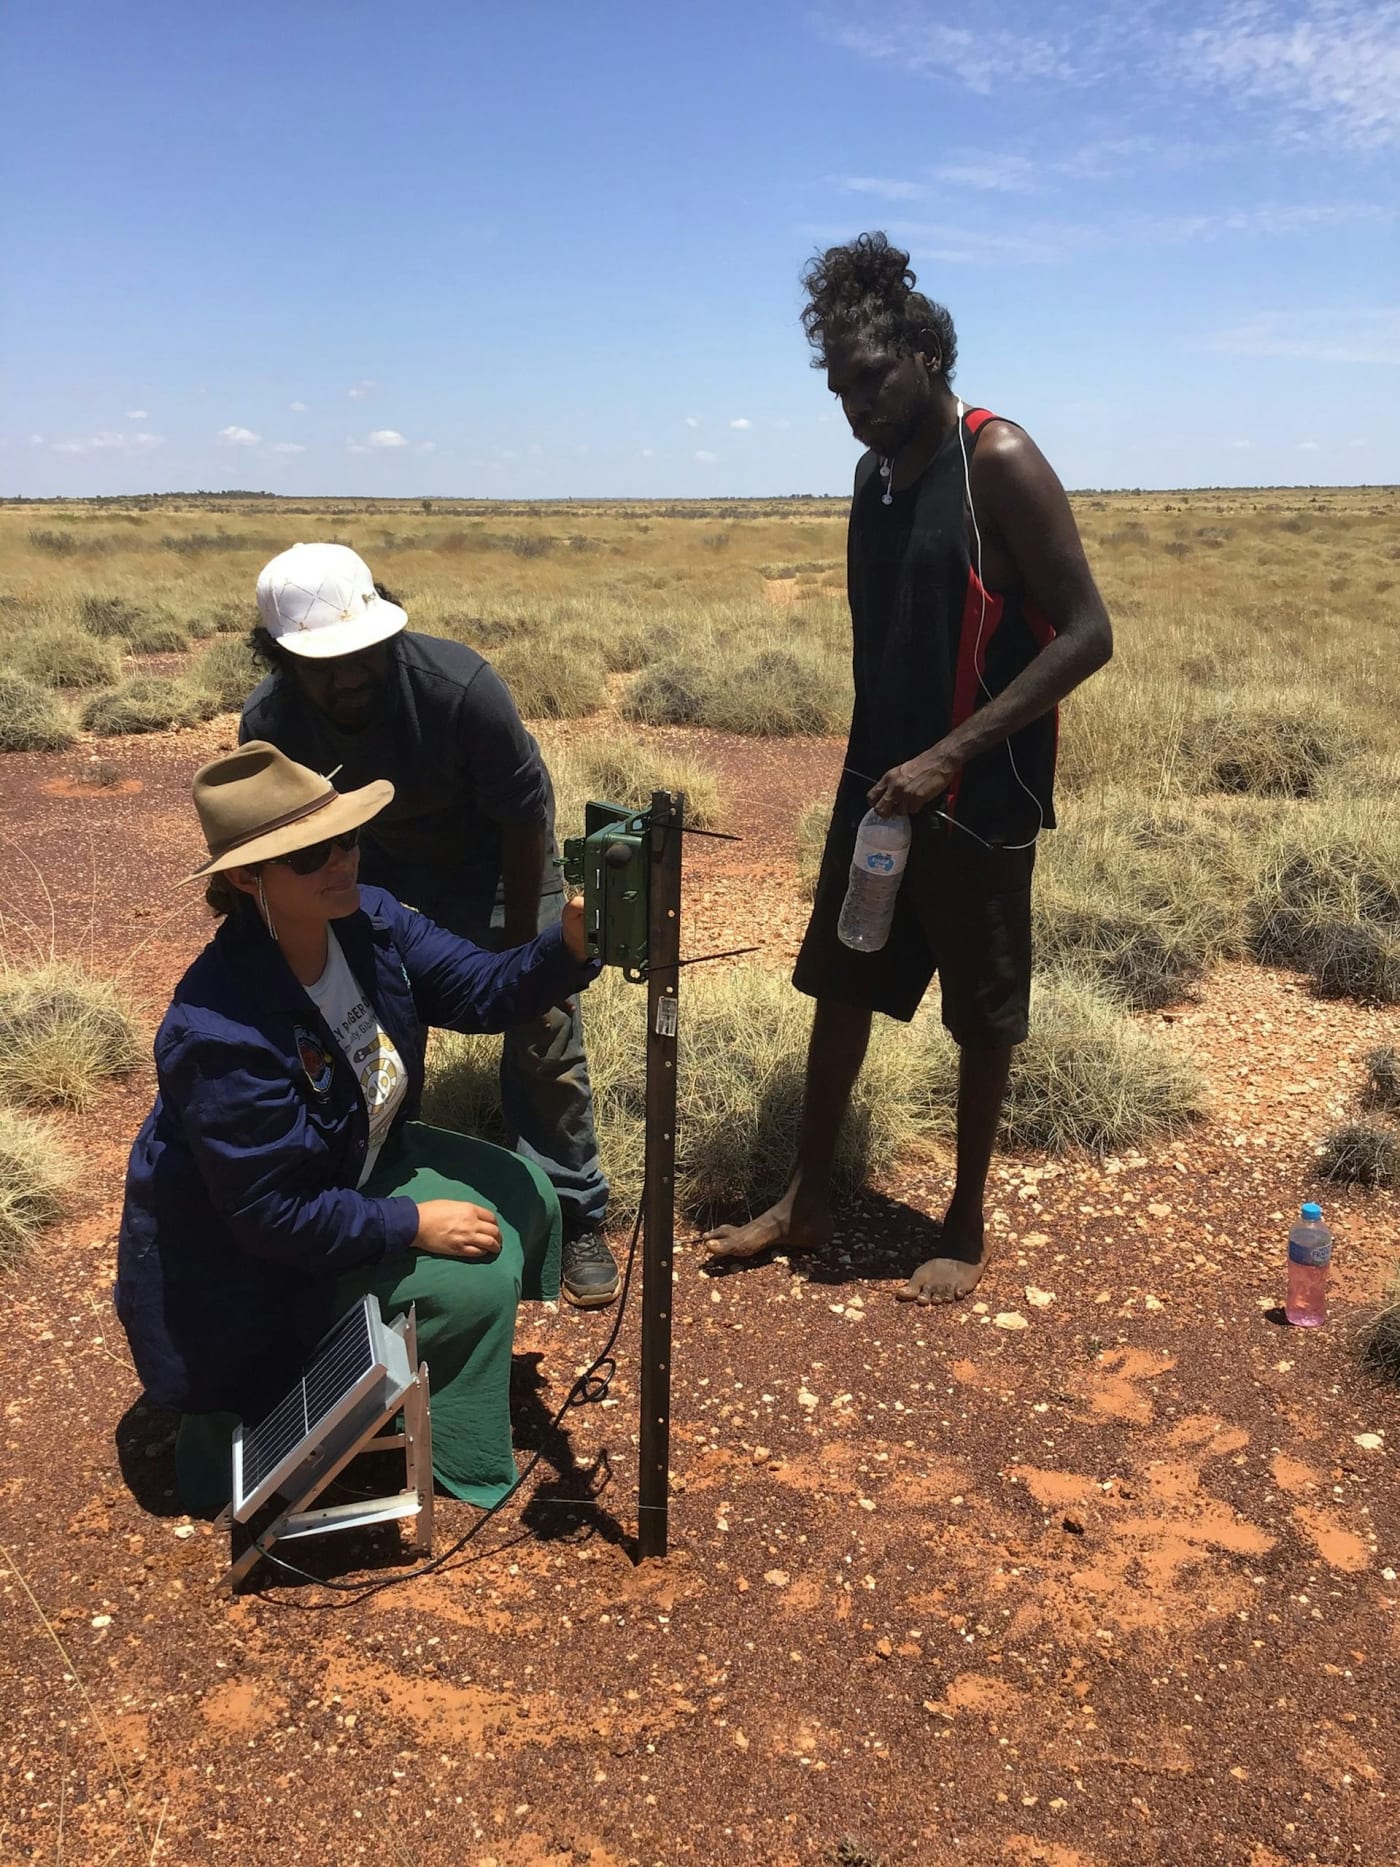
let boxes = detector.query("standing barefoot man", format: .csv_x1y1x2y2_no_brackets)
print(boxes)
706,233,1112,1303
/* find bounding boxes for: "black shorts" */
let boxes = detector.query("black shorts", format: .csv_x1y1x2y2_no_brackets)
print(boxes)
792,808,1036,1044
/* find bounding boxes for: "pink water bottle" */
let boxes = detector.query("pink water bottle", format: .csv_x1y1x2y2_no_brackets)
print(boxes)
1285,1202,1332,1328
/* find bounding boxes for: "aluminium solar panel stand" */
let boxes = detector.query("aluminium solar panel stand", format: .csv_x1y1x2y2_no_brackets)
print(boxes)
218,1298,433,1593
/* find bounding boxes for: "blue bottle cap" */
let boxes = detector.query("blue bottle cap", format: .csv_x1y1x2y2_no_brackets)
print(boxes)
1301,1202,1323,1222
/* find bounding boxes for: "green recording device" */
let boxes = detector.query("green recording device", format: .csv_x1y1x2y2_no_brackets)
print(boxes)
561,801,651,982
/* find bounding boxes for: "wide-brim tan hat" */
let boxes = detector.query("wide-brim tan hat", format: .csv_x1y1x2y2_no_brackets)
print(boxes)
181,740,393,884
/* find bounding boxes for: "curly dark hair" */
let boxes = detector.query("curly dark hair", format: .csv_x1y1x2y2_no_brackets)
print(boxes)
248,580,406,674
204,869,250,918
800,231,957,379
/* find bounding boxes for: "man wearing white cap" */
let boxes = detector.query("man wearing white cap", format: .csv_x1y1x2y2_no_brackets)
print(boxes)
240,541,619,1309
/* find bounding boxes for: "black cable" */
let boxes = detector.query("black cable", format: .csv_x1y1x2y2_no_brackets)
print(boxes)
247,1190,647,1602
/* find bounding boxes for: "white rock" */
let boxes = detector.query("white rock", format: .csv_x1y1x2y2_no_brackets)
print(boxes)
1353,1433,1385,1450
1024,1286,1055,1309
994,1312,1029,1331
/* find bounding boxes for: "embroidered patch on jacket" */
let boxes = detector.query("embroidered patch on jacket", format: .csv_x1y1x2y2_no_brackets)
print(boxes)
294,1024,335,1097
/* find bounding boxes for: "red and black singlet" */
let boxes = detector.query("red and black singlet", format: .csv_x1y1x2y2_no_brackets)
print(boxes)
843,405,1057,847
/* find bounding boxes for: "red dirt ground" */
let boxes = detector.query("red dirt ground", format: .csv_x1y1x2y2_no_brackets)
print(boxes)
1,718,1397,1867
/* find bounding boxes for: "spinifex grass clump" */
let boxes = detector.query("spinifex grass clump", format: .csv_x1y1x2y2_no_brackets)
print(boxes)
11,622,121,690
1360,1277,1400,1385
0,964,141,1109
625,630,851,737
919,970,1207,1154
190,636,262,712
1187,691,1351,798
81,676,218,737
548,734,726,833
795,801,831,901
488,636,608,719
1363,1046,1400,1115
423,966,922,1224
1035,795,1248,1008
0,671,74,752
1318,1123,1400,1188
78,593,193,653
0,1107,73,1269
1248,802,1400,1003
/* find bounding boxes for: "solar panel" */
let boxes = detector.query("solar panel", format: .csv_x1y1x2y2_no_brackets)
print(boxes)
231,1296,413,1521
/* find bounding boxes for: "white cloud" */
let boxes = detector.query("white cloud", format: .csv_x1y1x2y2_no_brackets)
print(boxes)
825,18,1076,95
694,449,719,463
290,400,309,413
1184,1,1400,151
347,379,377,400
270,441,306,454
838,174,930,202
933,154,1038,192
1205,307,1400,366
125,408,148,420
774,418,792,430
640,447,656,458
416,440,437,454
683,415,701,428
730,417,753,430
218,425,260,446
823,3,1400,149
1297,439,1321,450
367,429,408,448
28,433,44,446
52,429,164,455
1229,438,1253,448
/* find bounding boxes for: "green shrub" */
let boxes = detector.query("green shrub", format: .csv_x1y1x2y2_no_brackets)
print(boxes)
0,1106,73,1269
81,676,217,737
918,970,1207,1154
424,965,921,1223
0,964,140,1109
11,624,121,690
0,671,74,752
1318,1123,1400,1187
190,636,262,712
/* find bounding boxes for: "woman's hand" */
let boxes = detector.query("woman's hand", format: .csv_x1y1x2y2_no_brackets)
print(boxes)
562,892,589,963
414,1199,502,1260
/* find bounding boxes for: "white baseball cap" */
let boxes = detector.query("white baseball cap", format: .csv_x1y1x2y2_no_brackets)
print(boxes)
255,542,407,660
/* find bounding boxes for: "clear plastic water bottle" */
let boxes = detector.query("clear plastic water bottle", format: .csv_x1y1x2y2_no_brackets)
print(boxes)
1285,1202,1333,1328
837,809,911,952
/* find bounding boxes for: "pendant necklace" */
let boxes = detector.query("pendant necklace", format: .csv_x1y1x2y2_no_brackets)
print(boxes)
879,458,893,505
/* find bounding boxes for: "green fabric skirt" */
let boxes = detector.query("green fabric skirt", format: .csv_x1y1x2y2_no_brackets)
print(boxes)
174,1120,561,1514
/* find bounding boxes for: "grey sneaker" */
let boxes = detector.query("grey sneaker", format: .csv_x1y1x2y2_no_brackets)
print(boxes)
561,1231,620,1308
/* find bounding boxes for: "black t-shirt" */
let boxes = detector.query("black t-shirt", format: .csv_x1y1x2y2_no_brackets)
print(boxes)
844,407,1057,847
240,631,560,928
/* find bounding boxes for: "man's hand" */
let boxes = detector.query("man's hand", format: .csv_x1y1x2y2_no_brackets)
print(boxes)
868,742,960,817
414,1199,502,1260
561,893,589,962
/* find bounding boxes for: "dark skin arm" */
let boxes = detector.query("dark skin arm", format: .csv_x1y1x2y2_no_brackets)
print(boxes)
868,421,1113,818
500,820,548,947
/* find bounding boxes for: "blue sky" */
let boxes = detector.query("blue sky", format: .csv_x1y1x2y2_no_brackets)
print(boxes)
3,1,1396,497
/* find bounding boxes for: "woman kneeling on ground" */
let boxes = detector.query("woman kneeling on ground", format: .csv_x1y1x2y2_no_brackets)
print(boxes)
116,740,599,1514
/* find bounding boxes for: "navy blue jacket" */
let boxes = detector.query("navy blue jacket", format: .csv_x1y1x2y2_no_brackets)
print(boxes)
116,886,596,1419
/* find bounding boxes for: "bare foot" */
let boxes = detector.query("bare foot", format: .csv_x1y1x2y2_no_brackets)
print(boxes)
703,1186,834,1261
896,1213,991,1305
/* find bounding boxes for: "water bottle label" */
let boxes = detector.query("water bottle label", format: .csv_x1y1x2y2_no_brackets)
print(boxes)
1288,1238,1332,1267
858,847,908,877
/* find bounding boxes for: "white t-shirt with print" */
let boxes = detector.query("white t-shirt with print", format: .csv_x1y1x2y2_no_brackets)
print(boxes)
305,929,408,1187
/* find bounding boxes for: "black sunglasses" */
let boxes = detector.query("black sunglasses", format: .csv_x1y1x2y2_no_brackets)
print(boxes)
265,827,361,876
